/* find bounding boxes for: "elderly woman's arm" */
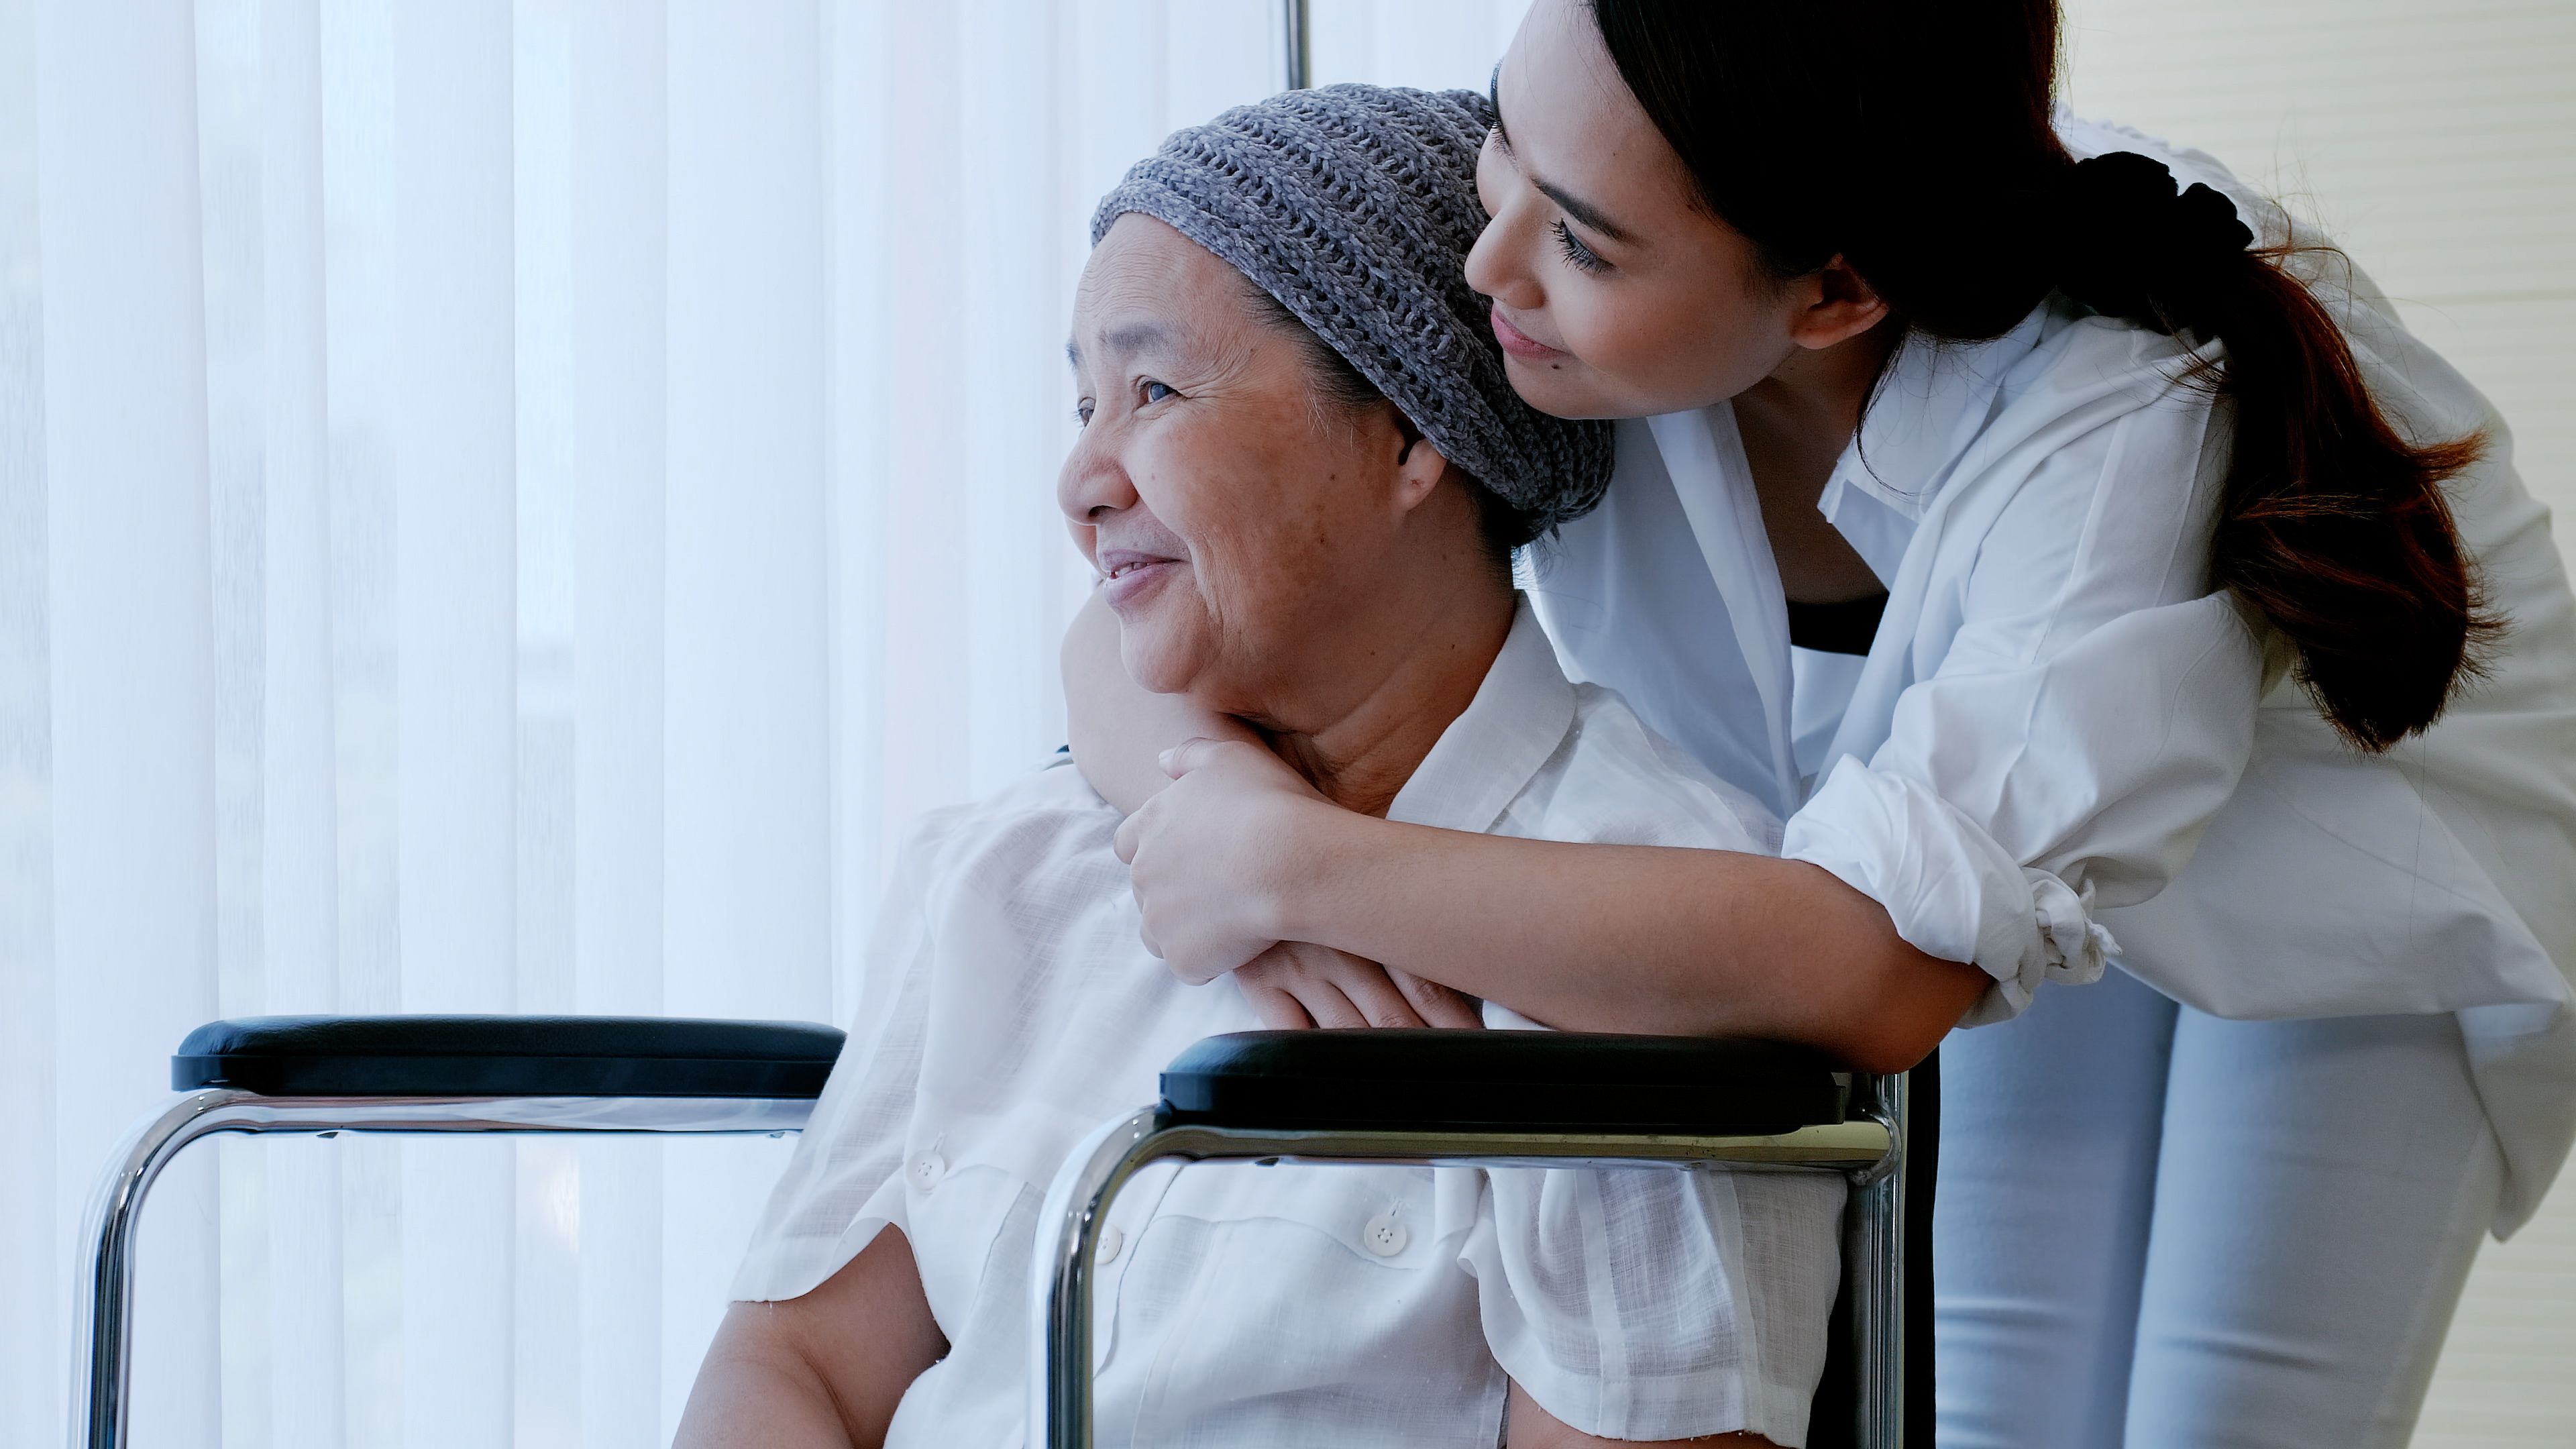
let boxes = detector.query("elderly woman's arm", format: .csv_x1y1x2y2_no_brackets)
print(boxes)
674,1231,946,1449
1506,1382,1783,1447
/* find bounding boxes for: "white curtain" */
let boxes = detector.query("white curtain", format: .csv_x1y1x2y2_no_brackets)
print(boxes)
0,1,1529,1444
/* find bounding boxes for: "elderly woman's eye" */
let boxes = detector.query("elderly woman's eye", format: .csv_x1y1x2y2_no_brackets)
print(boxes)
1074,399,1095,426
1552,219,1609,275
1141,379,1176,405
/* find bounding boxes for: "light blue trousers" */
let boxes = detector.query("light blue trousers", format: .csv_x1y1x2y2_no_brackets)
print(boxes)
1933,967,2501,1448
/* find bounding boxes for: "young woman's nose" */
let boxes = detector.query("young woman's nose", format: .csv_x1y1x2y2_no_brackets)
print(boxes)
1463,186,1541,311
1057,421,1142,527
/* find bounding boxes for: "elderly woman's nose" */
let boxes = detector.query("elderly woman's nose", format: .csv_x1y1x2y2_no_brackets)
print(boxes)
1057,427,1141,524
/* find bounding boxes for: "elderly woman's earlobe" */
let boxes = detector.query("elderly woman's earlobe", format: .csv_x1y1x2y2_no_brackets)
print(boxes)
1389,428,1456,515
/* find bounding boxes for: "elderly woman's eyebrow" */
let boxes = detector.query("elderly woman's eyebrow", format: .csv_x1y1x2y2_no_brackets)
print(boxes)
1103,320,1173,357
1069,319,1177,371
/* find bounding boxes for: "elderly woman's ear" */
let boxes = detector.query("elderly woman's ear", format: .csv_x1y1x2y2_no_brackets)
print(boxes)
1387,417,1456,515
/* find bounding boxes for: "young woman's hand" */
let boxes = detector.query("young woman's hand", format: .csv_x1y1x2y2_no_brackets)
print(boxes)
1112,737,1344,983
1234,939,1483,1030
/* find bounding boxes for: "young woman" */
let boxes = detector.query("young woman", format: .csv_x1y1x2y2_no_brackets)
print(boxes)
1069,2,2576,1444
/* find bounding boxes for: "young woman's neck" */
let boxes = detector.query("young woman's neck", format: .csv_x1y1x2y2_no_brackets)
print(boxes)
1735,319,1904,496
1732,319,1906,603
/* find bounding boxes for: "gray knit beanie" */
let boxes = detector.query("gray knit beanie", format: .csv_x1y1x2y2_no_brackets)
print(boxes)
1091,83,1614,537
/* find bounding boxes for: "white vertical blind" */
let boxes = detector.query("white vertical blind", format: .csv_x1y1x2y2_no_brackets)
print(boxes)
0,2,1531,1444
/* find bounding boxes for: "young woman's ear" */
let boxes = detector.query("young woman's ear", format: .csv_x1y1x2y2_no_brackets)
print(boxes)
1783,254,1890,352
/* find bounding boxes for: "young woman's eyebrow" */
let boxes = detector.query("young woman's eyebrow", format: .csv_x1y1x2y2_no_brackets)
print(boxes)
1538,180,1635,246
1488,62,1636,247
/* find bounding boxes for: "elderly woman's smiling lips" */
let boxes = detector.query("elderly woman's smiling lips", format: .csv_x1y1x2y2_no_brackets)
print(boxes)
1097,545,1187,609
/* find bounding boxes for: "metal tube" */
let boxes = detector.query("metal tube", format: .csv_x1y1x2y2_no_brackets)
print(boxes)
72,1090,816,1449
1030,1109,1165,1449
1280,0,1311,90
1845,1073,1909,1448
1032,1113,1896,1448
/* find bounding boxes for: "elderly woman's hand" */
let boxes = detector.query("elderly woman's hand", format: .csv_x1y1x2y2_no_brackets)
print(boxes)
1236,941,1484,1030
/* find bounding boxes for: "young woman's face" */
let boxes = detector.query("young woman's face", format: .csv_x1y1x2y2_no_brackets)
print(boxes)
1466,0,1804,419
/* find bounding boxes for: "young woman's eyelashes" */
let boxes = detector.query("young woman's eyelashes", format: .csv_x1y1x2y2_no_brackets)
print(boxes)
1552,218,1609,274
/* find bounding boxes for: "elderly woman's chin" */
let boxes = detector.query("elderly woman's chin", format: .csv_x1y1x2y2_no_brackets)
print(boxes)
1111,600,1218,699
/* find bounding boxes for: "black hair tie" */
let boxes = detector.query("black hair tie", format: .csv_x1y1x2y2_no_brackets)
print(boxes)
2053,151,2256,334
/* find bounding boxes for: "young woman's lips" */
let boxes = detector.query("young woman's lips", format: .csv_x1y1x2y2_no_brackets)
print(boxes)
1099,554,1183,609
1490,304,1566,361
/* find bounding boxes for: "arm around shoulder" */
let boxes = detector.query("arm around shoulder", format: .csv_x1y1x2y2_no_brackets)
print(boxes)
1062,590,1260,815
1281,808,1982,1072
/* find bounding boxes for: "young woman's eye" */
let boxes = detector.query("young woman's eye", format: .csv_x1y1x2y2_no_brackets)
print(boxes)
1140,379,1176,405
1552,219,1609,275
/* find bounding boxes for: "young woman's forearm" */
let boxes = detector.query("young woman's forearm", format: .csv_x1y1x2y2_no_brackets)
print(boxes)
1284,814,1985,1073
1062,592,1256,814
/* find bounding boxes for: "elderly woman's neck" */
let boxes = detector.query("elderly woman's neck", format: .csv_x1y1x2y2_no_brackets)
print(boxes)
1251,579,1517,818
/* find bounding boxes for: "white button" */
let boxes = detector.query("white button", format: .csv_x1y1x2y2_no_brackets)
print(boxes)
1096,1223,1126,1263
907,1151,946,1190
1360,1208,1408,1257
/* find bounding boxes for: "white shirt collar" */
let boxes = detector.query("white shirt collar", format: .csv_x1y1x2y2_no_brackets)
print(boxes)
1819,308,2049,525
1387,598,1576,835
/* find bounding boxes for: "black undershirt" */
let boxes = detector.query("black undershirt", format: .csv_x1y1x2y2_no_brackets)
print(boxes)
1784,590,1890,656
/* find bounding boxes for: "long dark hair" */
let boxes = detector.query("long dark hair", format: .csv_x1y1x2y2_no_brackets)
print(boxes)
1587,0,2493,750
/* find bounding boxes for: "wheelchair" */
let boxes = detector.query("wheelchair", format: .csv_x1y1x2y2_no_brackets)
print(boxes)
74,1014,1929,1448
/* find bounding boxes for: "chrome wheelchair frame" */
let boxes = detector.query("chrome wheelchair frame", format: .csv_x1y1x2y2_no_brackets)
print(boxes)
74,1015,1922,1449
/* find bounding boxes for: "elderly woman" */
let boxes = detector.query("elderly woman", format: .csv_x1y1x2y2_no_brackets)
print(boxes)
674,87,1839,1449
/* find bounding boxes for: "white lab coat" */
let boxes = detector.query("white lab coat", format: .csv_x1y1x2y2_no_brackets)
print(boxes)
1527,116,2576,1232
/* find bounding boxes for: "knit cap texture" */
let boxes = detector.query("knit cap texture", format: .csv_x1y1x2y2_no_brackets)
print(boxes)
1091,83,1614,537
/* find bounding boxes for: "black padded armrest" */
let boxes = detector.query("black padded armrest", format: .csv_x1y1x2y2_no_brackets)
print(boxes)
1161,1030,1845,1136
174,1016,845,1099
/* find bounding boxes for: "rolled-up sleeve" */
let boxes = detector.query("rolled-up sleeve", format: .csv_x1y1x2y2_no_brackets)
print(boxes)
1784,380,2265,1025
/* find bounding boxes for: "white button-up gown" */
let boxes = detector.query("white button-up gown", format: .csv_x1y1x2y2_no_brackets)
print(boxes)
733,608,1848,1447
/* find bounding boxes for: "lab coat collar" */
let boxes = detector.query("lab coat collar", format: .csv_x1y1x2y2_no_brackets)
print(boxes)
1387,598,1577,835
1819,309,2050,527
1647,406,1804,812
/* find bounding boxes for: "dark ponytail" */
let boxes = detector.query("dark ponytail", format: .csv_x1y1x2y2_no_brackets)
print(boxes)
1588,0,2494,750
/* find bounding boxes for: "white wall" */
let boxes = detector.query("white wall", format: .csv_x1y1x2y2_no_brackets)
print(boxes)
2059,3,2576,1442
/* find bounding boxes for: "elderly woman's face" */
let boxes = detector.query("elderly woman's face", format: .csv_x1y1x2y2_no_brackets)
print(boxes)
1060,215,1442,712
